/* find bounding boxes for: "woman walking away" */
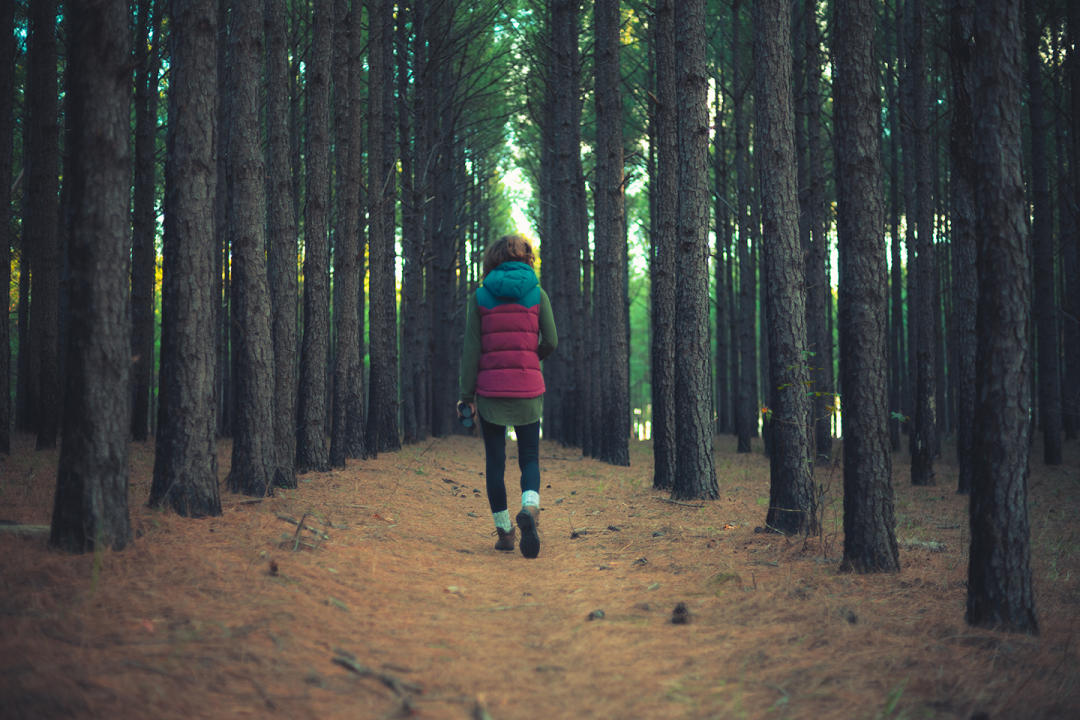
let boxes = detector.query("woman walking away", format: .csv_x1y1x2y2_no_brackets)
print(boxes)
459,233,558,558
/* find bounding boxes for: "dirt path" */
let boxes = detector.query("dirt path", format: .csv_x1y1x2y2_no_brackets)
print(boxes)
1,434,1078,719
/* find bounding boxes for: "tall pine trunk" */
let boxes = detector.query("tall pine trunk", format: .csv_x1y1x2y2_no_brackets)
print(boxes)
296,0,333,472
671,0,718,500
967,0,1038,636
266,0,299,474
330,0,365,465
909,0,937,486
950,0,978,494
733,0,757,454
51,0,132,552
130,0,162,443
1066,2,1080,440
26,0,61,449
754,0,813,532
594,0,629,467
834,0,899,572
150,0,221,517
1025,0,1062,466
0,0,12,454
650,0,677,489
225,0,289,496
366,0,400,454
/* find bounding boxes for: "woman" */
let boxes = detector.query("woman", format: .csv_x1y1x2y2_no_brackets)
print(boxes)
459,233,557,558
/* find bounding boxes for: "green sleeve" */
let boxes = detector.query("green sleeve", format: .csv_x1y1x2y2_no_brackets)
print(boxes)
459,293,481,402
538,288,558,361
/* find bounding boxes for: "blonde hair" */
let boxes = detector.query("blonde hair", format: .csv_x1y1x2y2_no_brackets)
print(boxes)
482,233,535,277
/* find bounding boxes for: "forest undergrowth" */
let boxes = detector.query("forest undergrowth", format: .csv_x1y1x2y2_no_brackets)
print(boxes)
0,433,1077,720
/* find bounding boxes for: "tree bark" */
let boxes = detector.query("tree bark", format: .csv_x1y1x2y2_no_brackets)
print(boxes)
908,0,937,486
0,0,13,454
754,0,813,532
130,0,162,443
225,0,290,497
50,0,132,552
949,0,978,494
714,91,732,437
733,0,757,454
214,0,231,439
150,0,221,517
1025,0,1062,466
834,0,899,572
296,0,333,472
399,0,425,446
1066,1,1080,441
330,0,366,464
670,0,718,500
967,0,1038,636
266,0,299,474
366,0,400,454
26,0,61,449
650,0,677,489
594,0,630,467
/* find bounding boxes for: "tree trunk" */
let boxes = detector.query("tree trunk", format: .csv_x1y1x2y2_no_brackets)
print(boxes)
834,0,899,572
887,49,904,453
130,0,162,443
296,0,333,472
330,0,366,464
26,0,61,450
908,0,937,486
805,3,833,461
950,0,978,494
733,0,757,454
225,0,290,497
967,0,1038,636
399,0,424,446
754,0,813,531
543,0,584,448
366,0,400,454
1025,0,1062,466
50,0,132,553
650,0,677,488
669,0,718,500
0,0,13,454
594,0,630,467
214,0,231,439
150,0,221,517
266,0,299,474
714,91,732,437
1066,1,1080,441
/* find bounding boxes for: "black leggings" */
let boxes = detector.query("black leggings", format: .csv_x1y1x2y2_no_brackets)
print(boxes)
480,418,541,513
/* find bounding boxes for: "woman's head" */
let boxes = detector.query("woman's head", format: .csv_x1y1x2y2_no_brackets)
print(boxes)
483,233,535,276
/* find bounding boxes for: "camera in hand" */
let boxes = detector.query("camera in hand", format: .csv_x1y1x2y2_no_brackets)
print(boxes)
457,401,475,429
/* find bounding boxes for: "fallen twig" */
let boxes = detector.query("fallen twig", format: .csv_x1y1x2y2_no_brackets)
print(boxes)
332,655,422,696
277,513,331,541
0,524,49,535
654,498,705,509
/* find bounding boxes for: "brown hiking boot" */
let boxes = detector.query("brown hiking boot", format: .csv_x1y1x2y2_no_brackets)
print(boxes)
516,505,540,559
494,526,516,552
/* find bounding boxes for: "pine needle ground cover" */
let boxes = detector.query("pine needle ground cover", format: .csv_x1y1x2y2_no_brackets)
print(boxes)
1,435,1077,719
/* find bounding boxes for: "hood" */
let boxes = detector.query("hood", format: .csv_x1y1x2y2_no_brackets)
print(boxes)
483,261,539,301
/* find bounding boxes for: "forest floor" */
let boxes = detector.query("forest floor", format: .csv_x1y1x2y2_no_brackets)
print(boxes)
1,432,1078,720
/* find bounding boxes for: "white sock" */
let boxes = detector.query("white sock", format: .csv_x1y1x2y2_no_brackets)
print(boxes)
493,510,512,532
521,490,540,508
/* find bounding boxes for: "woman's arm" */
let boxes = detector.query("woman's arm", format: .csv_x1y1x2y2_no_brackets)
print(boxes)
459,293,482,402
537,288,558,361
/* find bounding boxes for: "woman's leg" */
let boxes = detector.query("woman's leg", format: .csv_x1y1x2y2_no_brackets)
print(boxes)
513,421,542,558
514,421,541,505
481,417,508,513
